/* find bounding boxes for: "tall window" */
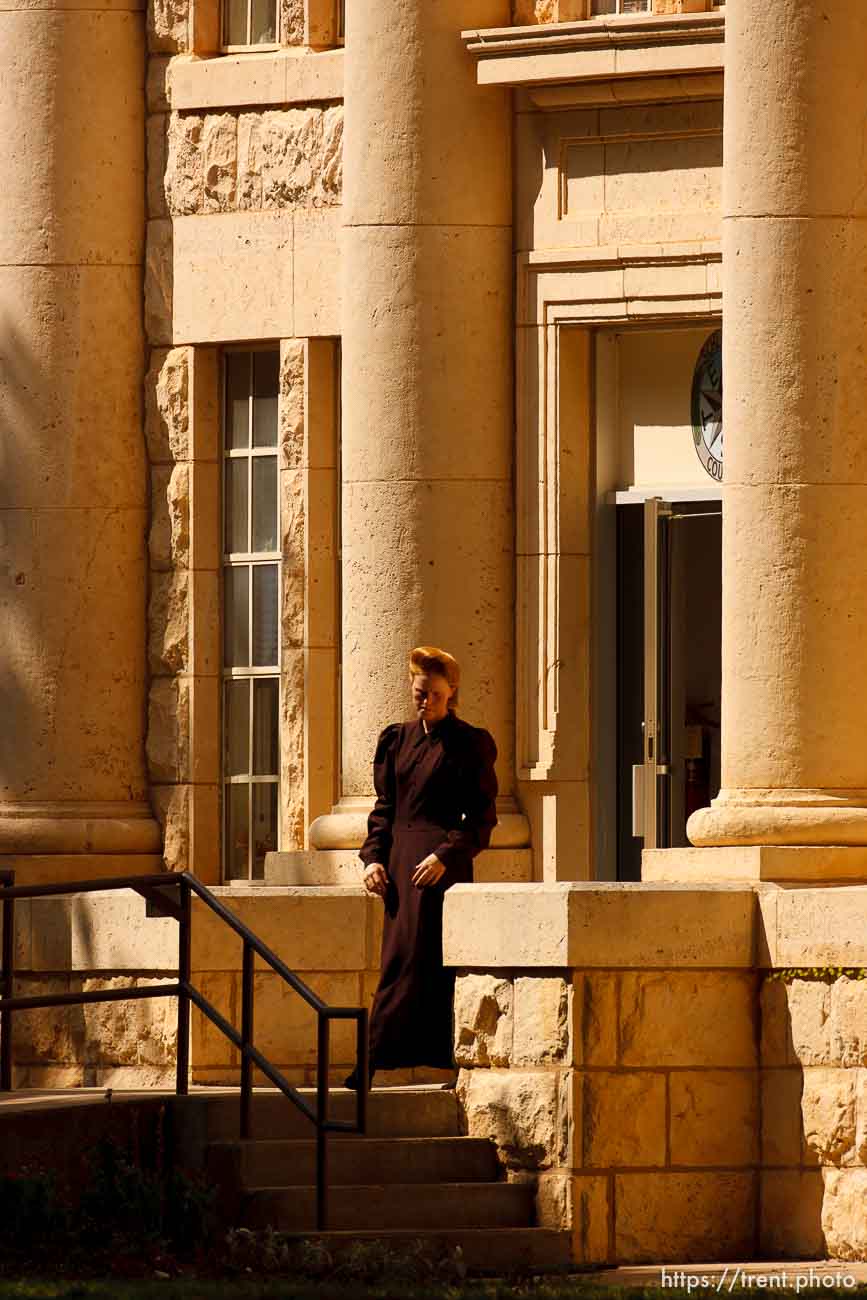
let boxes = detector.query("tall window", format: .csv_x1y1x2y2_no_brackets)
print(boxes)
590,0,651,14
223,349,281,880
223,0,278,48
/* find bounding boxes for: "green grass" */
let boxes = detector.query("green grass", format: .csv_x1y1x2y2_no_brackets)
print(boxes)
1,1281,867,1300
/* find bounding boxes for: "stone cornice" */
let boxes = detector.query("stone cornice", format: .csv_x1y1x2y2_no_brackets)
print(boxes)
461,11,724,96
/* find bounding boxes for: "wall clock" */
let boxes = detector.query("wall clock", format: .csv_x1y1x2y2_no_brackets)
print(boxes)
691,328,723,482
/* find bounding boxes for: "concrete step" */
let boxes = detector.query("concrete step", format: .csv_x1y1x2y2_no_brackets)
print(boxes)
242,1181,536,1232
208,1135,499,1187
203,1087,460,1141
275,1228,572,1275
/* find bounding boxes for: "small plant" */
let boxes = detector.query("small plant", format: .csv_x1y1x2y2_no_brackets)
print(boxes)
220,1228,467,1283
765,967,867,983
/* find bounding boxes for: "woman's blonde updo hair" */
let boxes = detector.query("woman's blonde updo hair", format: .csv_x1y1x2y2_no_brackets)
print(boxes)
408,645,460,712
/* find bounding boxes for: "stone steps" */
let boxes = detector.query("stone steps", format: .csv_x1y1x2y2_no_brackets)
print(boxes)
241,1181,536,1232
208,1135,499,1186
273,1228,573,1275
202,1086,461,1141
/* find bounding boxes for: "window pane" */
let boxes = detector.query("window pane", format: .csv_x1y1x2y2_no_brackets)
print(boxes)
252,784,278,880
252,456,278,553
253,678,279,775
250,0,277,43
225,458,249,554
252,351,279,447
225,679,250,777
225,352,250,449
252,564,278,667
227,783,250,879
590,0,616,11
621,0,650,11
224,564,249,668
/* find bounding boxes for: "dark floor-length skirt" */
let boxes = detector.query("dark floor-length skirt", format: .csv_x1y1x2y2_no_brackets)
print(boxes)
367,822,471,1070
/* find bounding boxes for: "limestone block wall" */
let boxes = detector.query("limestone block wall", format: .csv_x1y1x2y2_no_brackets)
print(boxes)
9,894,179,1089
454,966,759,1265
761,973,867,1263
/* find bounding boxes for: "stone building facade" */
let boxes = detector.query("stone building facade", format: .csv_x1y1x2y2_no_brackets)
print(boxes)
3,0,867,1268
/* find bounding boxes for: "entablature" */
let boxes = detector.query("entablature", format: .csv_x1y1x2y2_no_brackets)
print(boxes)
462,11,723,109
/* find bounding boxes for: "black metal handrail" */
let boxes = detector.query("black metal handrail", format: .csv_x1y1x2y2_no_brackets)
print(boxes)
0,870,368,1230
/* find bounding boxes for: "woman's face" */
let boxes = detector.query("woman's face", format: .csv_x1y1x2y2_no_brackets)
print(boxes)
411,672,454,725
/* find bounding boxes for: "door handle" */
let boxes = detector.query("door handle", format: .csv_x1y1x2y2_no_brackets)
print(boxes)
631,764,644,838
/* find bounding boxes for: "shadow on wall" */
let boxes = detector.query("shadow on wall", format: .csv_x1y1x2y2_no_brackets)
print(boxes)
760,971,867,1263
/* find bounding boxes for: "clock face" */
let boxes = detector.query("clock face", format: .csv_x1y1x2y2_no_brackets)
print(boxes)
691,329,723,482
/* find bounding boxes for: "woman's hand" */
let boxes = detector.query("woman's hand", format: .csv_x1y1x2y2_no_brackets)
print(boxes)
411,853,446,888
362,862,388,898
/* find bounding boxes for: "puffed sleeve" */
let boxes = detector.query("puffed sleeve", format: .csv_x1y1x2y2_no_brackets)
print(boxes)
358,723,401,868
434,727,498,873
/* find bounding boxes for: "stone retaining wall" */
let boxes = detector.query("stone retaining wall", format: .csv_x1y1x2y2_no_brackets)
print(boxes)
454,966,759,1265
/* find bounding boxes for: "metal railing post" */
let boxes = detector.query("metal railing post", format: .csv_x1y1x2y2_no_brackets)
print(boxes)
316,1012,330,1231
240,940,254,1140
176,876,191,1096
0,871,14,1092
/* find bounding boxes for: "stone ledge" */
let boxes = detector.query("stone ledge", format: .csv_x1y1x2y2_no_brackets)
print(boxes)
643,845,867,884
443,883,755,968
169,49,343,112
265,848,533,885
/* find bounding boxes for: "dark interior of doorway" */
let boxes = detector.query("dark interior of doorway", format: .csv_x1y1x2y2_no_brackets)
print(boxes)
616,502,722,882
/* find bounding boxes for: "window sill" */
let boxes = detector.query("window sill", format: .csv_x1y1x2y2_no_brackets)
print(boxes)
169,46,343,111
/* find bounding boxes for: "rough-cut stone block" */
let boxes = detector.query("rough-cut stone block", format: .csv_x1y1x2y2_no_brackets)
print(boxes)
13,977,78,1063
152,783,190,872
513,975,569,1066
280,338,306,469
583,1072,666,1169
760,977,792,1066
147,676,190,784
620,972,756,1068
148,570,190,675
166,114,204,215
454,973,513,1068
535,1171,570,1230
761,1069,804,1167
458,1069,559,1171
280,650,306,849
801,1067,856,1165
669,1070,758,1167
146,347,190,465
578,972,617,1067
823,1168,867,1261
787,979,832,1066
281,0,304,43
202,114,238,213
615,1172,755,1264
81,978,178,1067
280,468,305,572
320,105,343,202
855,1068,867,1164
148,0,190,52
572,1174,610,1265
760,1170,824,1258
829,976,867,1068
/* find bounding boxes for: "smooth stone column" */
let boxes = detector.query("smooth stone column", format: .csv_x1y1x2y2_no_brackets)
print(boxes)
313,0,525,850
0,1,160,863
689,0,867,847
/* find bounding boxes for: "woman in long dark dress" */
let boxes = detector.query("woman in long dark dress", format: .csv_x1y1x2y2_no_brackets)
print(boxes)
346,645,498,1087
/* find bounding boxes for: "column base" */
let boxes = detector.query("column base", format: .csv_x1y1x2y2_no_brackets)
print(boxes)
0,802,162,855
265,847,533,885
309,798,532,851
688,789,867,847
643,845,867,885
